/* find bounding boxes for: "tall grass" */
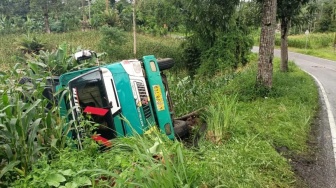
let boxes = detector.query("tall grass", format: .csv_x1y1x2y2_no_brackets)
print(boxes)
254,32,336,60
12,132,197,187
0,64,72,186
206,95,238,144
0,30,183,72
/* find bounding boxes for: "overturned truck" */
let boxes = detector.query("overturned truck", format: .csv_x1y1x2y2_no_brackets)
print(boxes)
40,51,191,147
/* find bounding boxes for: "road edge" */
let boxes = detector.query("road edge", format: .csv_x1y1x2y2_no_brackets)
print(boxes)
306,72,336,169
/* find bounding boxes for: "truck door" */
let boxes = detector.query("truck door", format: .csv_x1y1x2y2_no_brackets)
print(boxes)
68,68,122,141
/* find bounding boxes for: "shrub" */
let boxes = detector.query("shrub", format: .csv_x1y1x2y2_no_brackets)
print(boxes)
15,34,45,55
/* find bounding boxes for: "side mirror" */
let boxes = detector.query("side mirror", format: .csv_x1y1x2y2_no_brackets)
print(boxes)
74,50,97,61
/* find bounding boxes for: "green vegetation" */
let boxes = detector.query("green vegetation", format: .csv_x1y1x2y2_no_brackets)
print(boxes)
0,27,319,187
279,32,336,61
0,0,330,186
1,53,318,187
253,32,336,61
0,30,183,71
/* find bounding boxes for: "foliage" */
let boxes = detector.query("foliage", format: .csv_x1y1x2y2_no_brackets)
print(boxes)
99,26,127,60
277,0,311,22
15,34,45,54
137,0,184,35
180,39,201,78
185,0,240,46
197,30,253,76
264,32,336,61
180,0,253,77
0,40,319,187
12,132,198,187
206,95,237,144
24,43,98,76
91,0,121,28
0,0,189,34
316,0,336,32
98,27,183,65
0,64,71,186
0,30,184,72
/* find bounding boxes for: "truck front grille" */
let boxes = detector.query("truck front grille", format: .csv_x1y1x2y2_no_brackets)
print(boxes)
136,82,151,118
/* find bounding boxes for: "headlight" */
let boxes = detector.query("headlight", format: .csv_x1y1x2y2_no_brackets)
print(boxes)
132,61,142,73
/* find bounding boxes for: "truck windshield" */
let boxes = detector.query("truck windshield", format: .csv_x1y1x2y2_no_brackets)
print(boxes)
69,69,117,140
70,70,109,109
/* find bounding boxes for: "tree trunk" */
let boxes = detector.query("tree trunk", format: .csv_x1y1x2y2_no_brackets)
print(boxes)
256,0,277,89
105,0,109,12
43,3,51,34
280,17,290,72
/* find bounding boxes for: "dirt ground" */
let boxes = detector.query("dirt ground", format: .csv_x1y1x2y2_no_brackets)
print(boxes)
283,96,336,188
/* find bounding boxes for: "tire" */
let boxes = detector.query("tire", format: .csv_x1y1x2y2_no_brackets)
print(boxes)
157,58,174,71
19,77,33,85
173,120,190,139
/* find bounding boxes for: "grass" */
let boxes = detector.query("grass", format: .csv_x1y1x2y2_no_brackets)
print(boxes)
0,32,100,71
288,47,336,61
1,31,319,187
254,31,336,61
167,54,318,187
0,30,183,71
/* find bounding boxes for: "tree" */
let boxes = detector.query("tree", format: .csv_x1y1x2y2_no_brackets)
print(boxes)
256,0,277,89
178,0,253,77
186,0,240,47
278,0,310,72
316,0,336,32
30,0,61,33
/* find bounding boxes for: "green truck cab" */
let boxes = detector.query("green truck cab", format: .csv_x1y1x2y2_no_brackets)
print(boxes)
55,51,188,146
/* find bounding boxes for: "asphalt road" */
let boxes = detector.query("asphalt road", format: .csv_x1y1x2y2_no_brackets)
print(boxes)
252,46,336,187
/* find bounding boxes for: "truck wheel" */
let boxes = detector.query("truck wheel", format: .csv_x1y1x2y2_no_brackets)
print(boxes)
19,77,33,85
157,58,174,71
173,120,190,139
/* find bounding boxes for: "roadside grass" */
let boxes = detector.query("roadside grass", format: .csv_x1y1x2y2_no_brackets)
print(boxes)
1,31,318,187
221,56,318,152
254,32,336,61
288,47,336,61
168,54,318,187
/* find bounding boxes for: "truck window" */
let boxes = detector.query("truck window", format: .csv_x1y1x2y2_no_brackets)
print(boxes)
69,69,116,139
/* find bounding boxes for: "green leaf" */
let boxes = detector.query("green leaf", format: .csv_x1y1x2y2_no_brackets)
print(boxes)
28,118,42,144
61,182,78,188
22,99,41,117
74,176,91,186
0,161,20,179
3,144,14,159
46,173,66,187
59,169,74,176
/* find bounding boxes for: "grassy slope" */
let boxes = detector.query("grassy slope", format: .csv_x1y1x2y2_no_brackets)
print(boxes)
0,31,183,71
199,56,318,187
1,31,318,187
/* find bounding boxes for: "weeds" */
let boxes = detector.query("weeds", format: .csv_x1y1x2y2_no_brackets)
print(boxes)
206,95,238,144
0,31,319,187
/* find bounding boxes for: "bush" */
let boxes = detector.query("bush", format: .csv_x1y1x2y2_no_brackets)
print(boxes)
197,30,253,76
15,34,45,55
